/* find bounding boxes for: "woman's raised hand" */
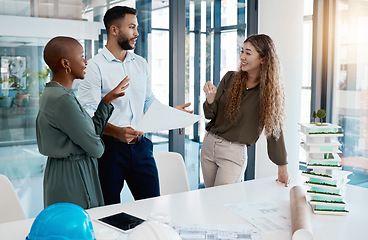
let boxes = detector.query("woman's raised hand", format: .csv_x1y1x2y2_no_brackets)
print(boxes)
203,81,217,104
102,76,130,104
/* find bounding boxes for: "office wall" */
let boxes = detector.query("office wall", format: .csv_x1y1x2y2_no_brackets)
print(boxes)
255,0,303,179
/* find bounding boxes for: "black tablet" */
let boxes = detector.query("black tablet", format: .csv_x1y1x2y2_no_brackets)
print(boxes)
96,211,145,232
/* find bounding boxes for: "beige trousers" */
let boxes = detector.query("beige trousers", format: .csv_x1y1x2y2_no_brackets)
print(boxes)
200,131,247,187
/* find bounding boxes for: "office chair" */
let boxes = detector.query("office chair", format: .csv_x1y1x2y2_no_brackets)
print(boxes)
153,152,190,196
0,174,26,223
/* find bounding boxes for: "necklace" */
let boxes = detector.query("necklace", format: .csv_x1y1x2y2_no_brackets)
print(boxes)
50,81,63,87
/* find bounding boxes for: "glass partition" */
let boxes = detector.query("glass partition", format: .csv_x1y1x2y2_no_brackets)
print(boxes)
332,0,368,186
0,0,136,218
0,37,53,218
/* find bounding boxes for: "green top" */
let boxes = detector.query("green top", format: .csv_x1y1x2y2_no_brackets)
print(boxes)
203,71,287,165
36,82,114,209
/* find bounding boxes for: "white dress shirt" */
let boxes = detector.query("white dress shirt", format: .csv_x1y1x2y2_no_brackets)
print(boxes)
78,46,156,128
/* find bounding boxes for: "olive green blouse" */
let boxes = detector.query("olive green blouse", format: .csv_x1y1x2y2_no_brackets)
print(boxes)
203,71,287,165
36,82,114,209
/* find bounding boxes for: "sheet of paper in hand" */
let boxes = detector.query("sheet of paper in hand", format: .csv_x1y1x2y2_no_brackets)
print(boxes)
133,100,201,133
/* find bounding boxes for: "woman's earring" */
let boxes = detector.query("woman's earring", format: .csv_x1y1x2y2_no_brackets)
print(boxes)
65,67,71,74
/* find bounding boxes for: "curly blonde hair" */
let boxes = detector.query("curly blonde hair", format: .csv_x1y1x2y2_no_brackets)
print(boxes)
225,34,286,139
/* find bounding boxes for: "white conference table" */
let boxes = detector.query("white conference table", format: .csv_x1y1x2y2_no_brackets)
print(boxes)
1,176,368,240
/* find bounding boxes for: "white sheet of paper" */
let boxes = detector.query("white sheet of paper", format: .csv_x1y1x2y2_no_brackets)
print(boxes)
132,100,201,133
225,201,291,233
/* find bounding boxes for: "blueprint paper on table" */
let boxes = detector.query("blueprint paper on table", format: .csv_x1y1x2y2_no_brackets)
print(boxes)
171,224,262,240
132,100,201,133
225,201,292,233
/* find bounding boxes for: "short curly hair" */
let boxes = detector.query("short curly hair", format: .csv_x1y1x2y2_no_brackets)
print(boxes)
103,6,137,34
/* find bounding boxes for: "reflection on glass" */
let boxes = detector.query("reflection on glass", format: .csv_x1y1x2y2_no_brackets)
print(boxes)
0,34,52,218
0,38,51,144
333,0,368,177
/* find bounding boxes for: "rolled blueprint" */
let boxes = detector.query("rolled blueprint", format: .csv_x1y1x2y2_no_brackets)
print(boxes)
290,186,313,240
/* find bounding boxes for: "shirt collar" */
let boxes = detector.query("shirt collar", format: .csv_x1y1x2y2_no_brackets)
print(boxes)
102,46,135,63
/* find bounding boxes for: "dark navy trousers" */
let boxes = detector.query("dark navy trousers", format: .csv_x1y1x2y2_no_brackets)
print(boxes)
98,135,160,205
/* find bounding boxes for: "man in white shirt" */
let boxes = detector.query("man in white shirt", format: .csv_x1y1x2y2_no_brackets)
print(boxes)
79,6,192,204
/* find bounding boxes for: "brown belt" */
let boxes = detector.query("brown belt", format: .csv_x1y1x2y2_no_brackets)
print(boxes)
102,134,143,144
129,135,143,144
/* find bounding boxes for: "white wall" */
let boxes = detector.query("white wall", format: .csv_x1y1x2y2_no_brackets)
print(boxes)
255,0,304,180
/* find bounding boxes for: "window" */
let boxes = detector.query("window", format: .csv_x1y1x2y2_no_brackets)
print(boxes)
332,0,368,187
186,0,247,185
150,2,170,151
299,0,314,166
301,0,313,124
305,0,368,186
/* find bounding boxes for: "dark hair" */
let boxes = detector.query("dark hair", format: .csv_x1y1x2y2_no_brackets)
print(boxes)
103,6,137,34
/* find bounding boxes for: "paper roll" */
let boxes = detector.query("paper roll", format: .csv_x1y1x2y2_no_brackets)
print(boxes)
290,186,313,240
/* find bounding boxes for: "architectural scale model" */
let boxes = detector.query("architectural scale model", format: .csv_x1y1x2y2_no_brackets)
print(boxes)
299,123,351,215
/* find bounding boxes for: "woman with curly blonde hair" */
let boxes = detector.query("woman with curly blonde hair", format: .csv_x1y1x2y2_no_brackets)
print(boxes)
201,34,289,187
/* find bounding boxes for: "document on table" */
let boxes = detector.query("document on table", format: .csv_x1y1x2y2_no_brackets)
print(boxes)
133,100,201,133
225,201,291,233
171,224,262,240
94,223,261,240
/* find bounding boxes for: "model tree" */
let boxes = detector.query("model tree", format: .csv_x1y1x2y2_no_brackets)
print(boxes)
316,109,326,126
311,111,317,124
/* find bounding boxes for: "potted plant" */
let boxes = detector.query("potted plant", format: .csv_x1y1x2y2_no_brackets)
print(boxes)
8,74,29,107
6,73,29,107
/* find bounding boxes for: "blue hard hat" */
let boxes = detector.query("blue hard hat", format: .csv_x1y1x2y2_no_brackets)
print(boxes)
26,202,95,240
